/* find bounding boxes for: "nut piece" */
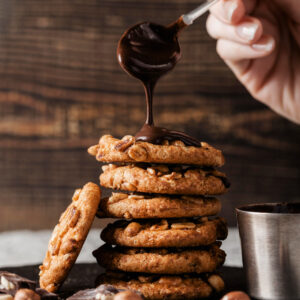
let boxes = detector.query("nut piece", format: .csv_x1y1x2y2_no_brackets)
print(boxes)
158,276,182,286
163,172,182,180
171,222,196,229
124,222,142,236
171,140,185,147
146,168,156,175
102,164,118,172
221,291,251,300
128,145,148,161
72,189,81,201
150,220,169,231
115,136,135,151
208,274,225,292
108,193,128,204
1,276,15,290
114,291,142,300
128,194,144,200
138,275,155,283
15,289,41,300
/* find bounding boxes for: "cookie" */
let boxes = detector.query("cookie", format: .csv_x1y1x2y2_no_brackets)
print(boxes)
93,242,225,274
97,193,221,219
88,135,224,167
101,217,227,248
39,182,101,293
96,271,225,300
66,284,143,300
100,164,229,195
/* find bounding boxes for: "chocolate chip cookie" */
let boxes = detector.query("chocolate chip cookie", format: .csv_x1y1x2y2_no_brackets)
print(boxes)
88,135,224,167
39,182,101,292
101,217,227,248
97,193,221,219
100,164,229,195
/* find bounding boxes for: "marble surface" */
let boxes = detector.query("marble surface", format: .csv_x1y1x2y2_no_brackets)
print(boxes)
0,227,243,268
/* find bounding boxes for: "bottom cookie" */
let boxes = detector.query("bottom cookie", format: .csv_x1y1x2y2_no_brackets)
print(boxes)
96,271,225,300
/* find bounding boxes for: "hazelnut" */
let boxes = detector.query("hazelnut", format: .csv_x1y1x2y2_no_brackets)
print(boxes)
221,291,251,300
208,274,225,292
14,289,41,300
114,291,142,300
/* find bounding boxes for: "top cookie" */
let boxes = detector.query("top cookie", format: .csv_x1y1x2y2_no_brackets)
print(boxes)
88,135,225,167
39,182,101,293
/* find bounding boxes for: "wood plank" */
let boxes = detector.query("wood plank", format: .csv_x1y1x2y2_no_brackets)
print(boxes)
0,0,299,230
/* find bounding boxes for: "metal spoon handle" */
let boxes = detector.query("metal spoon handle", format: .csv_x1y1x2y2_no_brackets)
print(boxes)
182,0,220,25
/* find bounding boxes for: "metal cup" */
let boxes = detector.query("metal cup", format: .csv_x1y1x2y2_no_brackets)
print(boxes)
236,203,300,300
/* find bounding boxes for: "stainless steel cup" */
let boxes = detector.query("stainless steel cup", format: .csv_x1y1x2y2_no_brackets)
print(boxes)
236,203,300,300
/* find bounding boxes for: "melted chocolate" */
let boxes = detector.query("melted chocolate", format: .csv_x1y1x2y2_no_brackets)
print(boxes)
117,18,200,146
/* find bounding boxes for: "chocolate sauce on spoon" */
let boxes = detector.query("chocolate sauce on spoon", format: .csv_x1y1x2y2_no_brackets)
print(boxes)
117,18,201,147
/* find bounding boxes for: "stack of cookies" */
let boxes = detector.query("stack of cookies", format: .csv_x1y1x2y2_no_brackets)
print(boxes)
88,134,230,300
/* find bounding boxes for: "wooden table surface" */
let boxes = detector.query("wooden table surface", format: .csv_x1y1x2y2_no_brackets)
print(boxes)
1,264,249,299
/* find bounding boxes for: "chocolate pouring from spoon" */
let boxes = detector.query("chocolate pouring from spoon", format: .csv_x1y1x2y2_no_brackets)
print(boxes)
117,0,219,146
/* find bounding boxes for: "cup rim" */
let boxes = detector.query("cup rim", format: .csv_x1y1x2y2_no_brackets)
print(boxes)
236,202,300,215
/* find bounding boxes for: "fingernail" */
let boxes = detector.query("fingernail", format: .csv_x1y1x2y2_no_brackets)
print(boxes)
252,36,275,51
224,2,238,22
236,22,259,41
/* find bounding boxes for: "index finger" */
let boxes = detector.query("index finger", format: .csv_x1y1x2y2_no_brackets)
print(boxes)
210,0,256,24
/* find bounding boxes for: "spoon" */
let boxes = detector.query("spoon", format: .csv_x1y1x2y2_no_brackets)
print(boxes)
117,0,220,145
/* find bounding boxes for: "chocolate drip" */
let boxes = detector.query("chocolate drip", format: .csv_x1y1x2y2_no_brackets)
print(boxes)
117,19,201,147
135,124,200,146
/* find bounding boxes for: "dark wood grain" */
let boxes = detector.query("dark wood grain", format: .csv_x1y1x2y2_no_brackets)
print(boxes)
0,0,299,230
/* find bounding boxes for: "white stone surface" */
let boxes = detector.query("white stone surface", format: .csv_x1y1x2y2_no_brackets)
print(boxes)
0,227,242,268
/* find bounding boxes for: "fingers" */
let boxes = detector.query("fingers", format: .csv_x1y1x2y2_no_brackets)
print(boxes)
207,14,263,44
216,34,276,61
209,0,257,24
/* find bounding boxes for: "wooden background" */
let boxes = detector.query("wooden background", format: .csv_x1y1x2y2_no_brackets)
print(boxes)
0,0,299,230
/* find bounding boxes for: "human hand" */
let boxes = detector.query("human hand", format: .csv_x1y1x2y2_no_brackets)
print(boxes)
206,0,300,124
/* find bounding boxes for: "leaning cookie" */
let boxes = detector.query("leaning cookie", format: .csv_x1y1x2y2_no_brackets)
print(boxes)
100,164,229,195
39,182,101,293
101,217,228,248
96,272,225,300
93,243,225,274
97,193,221,219
88,135,224,167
